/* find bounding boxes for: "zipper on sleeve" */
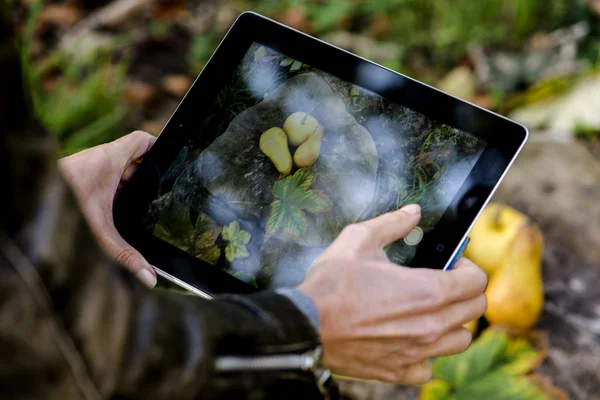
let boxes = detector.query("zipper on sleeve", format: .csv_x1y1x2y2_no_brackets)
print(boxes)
215,346,333,397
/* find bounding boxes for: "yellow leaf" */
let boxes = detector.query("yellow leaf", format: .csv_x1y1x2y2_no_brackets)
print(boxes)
420,379,452,400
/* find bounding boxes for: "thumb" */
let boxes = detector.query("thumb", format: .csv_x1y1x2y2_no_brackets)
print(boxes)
101,226,157,288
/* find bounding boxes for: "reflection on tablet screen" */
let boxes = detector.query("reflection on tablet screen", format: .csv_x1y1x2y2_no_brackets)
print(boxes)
143,43,487,290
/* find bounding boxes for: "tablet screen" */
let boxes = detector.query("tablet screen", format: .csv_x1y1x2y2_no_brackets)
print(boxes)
144,43,487,289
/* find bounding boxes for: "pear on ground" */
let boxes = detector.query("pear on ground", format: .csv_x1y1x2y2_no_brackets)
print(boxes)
293,129,324,168
283,112,324,146
485,223,544,331
260,127,292,175
464,203,530,276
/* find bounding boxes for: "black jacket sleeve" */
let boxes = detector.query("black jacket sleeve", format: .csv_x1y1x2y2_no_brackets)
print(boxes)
0,6,336,400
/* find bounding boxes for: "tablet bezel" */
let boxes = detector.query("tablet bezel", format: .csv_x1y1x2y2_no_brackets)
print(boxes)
114,12,528,296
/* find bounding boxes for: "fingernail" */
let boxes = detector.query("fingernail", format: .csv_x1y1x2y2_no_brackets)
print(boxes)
401,204,421,215
137,268,157,288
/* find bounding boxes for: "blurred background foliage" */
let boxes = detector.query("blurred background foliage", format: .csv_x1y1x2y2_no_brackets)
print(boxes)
11,0,600,155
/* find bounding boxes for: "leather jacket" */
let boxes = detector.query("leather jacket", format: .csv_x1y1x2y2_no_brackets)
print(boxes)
0,7,337,400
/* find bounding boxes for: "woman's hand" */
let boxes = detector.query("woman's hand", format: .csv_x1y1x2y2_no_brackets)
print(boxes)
298,204,487,384
59,131,158,287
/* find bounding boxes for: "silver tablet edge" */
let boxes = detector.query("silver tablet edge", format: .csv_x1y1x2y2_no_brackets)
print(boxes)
442,126,529,271
154,267,213,299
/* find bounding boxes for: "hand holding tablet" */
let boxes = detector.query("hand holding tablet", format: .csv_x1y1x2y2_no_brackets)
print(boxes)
113,12,527,297
298,205,488,383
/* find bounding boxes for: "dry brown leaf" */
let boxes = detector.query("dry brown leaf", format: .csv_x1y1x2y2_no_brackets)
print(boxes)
216,7,239,32
473,94,494,110
528,31,555,51
42,75,61,92
139,120,165,136
368,14,391,40
122,80,158,105
153,0,186,21
588,0,600,17
277,8,313,34
161,74,192,97
39,4,83,28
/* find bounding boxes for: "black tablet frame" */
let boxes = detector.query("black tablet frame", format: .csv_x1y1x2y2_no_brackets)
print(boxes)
114,12,528,296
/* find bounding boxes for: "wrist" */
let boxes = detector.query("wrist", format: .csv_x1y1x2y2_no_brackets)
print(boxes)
276,288,321,333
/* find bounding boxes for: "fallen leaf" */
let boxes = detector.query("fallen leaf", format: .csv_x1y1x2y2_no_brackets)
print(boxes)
527,31,555,51
587,0,600,17
254,46,267,62
139,120,164,136
290,60,303,72
153,0,186,21
277,7,313,34
510,74,600,136
42,75,61,92
368,13,391,40
418,152,436,166
216,6,239,31
280,57,295,67
39,4,83,28
222,221,251,262
422,329,553,400
437,66,477,101
122,80,158,105
161,74,192,97
473,94,494,110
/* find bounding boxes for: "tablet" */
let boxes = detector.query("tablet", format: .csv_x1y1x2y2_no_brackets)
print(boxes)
114,12,528,297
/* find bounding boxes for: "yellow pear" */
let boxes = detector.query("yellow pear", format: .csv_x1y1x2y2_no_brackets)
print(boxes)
260,127,292,175
293,129,324,168
464,203,529,276
283,112,324,146
484,223,544,331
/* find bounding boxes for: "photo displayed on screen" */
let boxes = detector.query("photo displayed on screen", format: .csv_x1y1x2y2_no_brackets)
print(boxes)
143,43,487,290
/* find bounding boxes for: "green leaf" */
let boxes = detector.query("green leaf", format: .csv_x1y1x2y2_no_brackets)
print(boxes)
195,216,222,249
267,169,329,236
423,330,551,400
290,60,303,72
433,329,508,387
193,215,222,265
280,57,295,67
153,201,195,250
223,221,251,262
254,46,267,62
453,371,548,400
420,379,452,400
500,337,543,376
222,221,251,243
197,246,222,265
308,2,354,33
